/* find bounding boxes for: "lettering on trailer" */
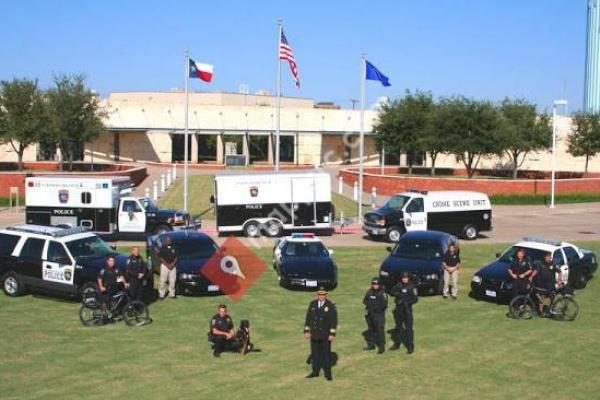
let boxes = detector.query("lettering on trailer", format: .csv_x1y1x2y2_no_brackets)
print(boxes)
53,209,75,215
246,204,263,209
431,199,488,208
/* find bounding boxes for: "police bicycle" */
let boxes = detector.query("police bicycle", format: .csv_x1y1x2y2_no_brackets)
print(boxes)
509,284,579,321
79,289,149,327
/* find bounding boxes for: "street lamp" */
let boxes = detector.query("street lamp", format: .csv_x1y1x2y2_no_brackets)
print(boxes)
550,99,568,209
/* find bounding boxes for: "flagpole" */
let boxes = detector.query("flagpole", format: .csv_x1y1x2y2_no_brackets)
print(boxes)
275,18,283,172
183,50,189,212
358,53,366,223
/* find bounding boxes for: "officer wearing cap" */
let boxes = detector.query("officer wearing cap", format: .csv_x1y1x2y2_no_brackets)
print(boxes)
304,287,337,381
389,272,418,354
209,304,235,357
363,277,387,353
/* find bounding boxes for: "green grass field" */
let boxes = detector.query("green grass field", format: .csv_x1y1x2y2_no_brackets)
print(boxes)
1,242,599,399
490,193,600,205
158,175,368,220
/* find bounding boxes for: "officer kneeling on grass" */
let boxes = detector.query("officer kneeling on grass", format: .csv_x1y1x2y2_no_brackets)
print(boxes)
304,287,337,381
209,304,235,357
363,277,387,354
390,272,418,354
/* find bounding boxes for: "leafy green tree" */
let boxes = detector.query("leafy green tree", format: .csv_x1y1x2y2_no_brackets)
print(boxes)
497,98,552,179
435,96,501,178
0,78,48,170
373,90,434,174
46,74,106,171
568,112,600,173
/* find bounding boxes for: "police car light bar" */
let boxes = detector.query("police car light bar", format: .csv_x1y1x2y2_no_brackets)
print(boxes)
406,188,428,195
291,233,315,239
522,236,562,247
6,224,87,238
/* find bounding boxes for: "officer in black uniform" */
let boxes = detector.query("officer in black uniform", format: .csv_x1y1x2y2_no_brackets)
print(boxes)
389,272,418,354
209,304,235,357
97,255,120,313
532,252,562,315
304,287,337,381
125,246,146,302
363,277,387,353
507,248,534,297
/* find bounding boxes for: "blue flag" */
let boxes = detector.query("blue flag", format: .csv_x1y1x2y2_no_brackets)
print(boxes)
365,60,391,87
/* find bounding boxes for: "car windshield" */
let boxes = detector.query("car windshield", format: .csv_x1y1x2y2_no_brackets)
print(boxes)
499,246,549,266
175,240,219,259
139,197,157,211
66,236,116,259
383,195,411,210
392,238,444,260
283,242,329,257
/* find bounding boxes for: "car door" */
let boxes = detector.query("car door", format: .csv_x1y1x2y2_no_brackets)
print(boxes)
16,238,46,286
0,233,21,275
404,198,427,232
562,246,581,284
42,241,75,286
118,199,146,233
552,249,569,286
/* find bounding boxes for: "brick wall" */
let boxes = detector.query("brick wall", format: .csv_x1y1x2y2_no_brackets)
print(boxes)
339,168,600,196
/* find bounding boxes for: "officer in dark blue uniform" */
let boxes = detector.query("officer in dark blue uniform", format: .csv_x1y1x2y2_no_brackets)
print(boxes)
97,255,120,316
363,277,387,353
389,272,418,354
304,287,337,381
125,246,146,302
209,304,235,358
508,248,534,297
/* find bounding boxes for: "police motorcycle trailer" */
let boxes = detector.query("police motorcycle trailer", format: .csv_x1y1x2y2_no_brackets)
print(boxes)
211,171,334,237
363,190,492,242
25,176,198,239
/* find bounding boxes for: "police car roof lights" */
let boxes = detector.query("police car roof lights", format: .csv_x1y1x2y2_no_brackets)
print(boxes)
406,188,428,195
522,236,563,247
291,233,315,239
5,224,87,238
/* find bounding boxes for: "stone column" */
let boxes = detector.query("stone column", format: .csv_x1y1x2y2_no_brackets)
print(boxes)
267,133,274,165
191,133,198,163
243,133,250,166
216,133,224,164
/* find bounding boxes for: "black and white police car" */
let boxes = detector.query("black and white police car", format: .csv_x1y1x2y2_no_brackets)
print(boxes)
272,233,338,290
0,224,151,298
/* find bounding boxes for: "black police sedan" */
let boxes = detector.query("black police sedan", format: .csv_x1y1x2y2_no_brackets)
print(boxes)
147,230,222,295
379,230,458,294
273,233,338,290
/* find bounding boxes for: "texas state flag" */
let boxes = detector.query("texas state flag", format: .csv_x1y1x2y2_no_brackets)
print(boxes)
189,59,213,83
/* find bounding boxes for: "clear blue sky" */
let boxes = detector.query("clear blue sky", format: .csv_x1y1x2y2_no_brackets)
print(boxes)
0,0,586,112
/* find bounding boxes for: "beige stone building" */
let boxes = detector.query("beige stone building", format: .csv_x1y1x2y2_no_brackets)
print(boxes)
0,91,599,173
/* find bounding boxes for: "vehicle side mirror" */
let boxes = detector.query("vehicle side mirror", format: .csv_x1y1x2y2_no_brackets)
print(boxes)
495,252,501,259
110,244,117,251
328,249,334,256
209,195,215,204
386,246,393,252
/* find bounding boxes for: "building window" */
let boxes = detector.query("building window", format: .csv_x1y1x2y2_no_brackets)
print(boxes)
407,151,425,167
37,141,56,161
81,192,92,204
198,135,217,162
280,136,294,163
222,135,243,155
171,134,192,162
113,132,120,161
249,135,269,163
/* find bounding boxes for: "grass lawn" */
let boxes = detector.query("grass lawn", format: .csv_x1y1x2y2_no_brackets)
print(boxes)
158,175,369,221
1,241,599,399
490,193,600,205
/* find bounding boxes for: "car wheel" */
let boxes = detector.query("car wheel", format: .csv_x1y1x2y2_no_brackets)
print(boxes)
2,272,25,297
572,272,588,289
265,221,283,237
462,224,478,240
153,224,172,235
386,226,402,242
243,221,261,238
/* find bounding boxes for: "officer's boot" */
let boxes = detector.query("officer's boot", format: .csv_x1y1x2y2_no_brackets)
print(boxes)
389,343,400,351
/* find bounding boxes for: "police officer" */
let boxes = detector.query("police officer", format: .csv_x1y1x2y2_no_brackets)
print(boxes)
304,287,337,381
158,236,178,299
507,248,534,297
532,252,562,315
125,246,146,302
97,255,119,314
363,277,387,353
209,304,235,358
389,272,418,354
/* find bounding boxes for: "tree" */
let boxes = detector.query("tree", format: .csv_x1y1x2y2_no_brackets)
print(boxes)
373,91,434,174
46,74,106,171
0,78,48,170
497,98,552,179
420,105,450,176
435,96,501,178
567,112,600,173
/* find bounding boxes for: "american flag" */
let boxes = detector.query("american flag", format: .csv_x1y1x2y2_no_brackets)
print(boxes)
279,29,300,88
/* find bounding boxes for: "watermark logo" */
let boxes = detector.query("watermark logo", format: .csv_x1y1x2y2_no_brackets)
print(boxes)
201,236,266,302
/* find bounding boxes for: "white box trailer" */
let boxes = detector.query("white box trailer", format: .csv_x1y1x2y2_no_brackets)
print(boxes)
25,176,196,237
212,171,333,237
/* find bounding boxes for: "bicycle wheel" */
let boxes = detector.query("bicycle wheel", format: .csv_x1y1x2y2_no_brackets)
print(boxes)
509,295,535,319
551,296,579,321
79,304,104,327
123,301,149,327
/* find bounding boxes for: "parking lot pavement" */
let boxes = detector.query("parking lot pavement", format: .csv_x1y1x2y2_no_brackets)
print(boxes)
2,202,599,248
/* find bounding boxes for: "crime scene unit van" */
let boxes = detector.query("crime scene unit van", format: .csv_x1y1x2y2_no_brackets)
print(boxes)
363,190,492,242
25,176,197,239
211,171,333,237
